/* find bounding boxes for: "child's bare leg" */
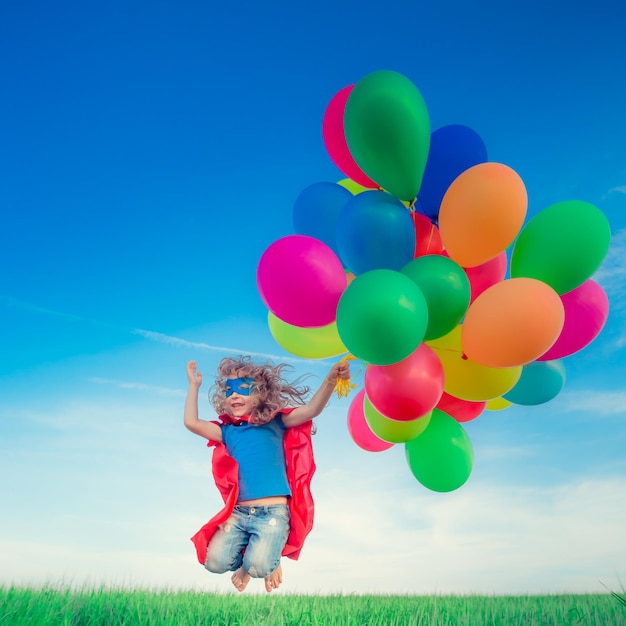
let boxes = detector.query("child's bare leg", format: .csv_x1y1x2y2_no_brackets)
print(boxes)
264,563,283,592
231,566,251,592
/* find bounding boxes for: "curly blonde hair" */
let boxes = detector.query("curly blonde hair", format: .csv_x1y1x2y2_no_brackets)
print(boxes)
209,356,311,424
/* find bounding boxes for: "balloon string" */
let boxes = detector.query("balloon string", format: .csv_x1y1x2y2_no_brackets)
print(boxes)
333,354,359,399
426,223,435,251
430,346,466,357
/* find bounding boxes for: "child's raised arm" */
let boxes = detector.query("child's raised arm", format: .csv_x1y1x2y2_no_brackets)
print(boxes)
183,360,222,441
282,361,351,428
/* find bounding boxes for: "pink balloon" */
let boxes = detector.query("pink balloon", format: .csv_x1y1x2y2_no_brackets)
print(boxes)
436,392,486,423
538,279,609,361
347,389,394,452
364,344,444,421
257,235,347,327
322,86,378,189
412,213,443,258
464,251,508,304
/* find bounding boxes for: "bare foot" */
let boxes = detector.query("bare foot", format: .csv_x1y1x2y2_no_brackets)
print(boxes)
264,564,283,592
231,566,250,592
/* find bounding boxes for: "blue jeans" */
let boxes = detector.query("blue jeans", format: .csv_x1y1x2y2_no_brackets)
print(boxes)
204,504,290,578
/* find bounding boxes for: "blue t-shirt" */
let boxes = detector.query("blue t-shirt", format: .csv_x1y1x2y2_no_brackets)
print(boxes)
220,415,291,502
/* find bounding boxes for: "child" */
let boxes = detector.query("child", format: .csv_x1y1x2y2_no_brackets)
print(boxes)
184,356,350,593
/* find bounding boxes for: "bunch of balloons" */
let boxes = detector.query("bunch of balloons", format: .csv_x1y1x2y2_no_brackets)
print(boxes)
256,70,611,493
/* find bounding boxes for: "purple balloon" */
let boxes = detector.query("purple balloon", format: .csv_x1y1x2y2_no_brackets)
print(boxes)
538,279,609,360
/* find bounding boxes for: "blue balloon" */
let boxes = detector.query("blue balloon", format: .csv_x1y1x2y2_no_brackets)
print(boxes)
336,190,415,275
292,182,352,256
503,360,566,406
417,125,488,220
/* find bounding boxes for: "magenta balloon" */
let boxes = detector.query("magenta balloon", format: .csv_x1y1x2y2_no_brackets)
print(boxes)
364,343,444,421
436,392,486,423
347,389,395,452
322,86,378,189
464,251,508,304
257,235,347,327
537,279,609,361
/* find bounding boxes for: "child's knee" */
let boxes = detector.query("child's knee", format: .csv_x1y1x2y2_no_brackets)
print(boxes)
245,556,279,579
204,551,236,574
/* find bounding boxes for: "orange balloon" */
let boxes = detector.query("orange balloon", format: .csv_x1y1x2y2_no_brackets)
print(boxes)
462,278,565,367
439,162,527,268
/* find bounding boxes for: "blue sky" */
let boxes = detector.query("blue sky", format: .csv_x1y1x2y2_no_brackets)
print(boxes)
1,0,625,594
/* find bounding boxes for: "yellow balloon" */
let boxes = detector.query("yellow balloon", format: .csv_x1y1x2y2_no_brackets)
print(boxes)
364,395,431,443
427,325,522,401
486,397,513,411
268,312,347,359
338,178,413,207
337,178,370,195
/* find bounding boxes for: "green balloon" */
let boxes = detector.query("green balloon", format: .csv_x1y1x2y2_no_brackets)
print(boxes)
401,255,471,340
336,269,428,365
510,200,611,294
344,70,431,202
405,409,474,492
364,395,432,443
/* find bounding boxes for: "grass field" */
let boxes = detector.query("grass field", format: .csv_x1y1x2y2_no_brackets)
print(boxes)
1,587,625,626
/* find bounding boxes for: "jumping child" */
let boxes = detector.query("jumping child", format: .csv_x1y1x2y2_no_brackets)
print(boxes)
184,356,350,592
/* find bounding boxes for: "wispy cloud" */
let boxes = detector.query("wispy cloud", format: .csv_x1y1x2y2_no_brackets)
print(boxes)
609,185,626,195
131,328,324,365
595,227,626,295
2,394,624,595
560,389,626,416
303,471,626,595
0,294,326,366
88,377,187,397
4,469,624,594
0,295,85,323
595,229,626,345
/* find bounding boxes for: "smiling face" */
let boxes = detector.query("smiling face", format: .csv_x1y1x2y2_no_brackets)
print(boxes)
224,372,259,418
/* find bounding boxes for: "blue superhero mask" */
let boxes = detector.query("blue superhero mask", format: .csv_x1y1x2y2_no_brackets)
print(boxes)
225,377,256,397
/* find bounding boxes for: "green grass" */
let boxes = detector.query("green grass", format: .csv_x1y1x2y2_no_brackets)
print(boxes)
1,586,625,626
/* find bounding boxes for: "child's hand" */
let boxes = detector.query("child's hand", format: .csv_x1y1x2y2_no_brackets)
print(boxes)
187,360,203,388
327,361,350,384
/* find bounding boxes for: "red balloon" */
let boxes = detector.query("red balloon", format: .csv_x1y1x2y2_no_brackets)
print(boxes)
436,392,486,423
322,86,378,189
464,251,508,304
347,389,394,452
412,212,443,258
365,343,444,421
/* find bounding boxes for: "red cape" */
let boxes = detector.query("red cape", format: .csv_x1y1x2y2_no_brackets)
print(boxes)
190,410,316,565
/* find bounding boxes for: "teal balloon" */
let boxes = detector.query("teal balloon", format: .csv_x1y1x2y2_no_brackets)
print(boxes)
401,255,471,340
503,360,566,406
344,70,431,202
405,409,474,492
510,201,611,295
336,269,428,365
